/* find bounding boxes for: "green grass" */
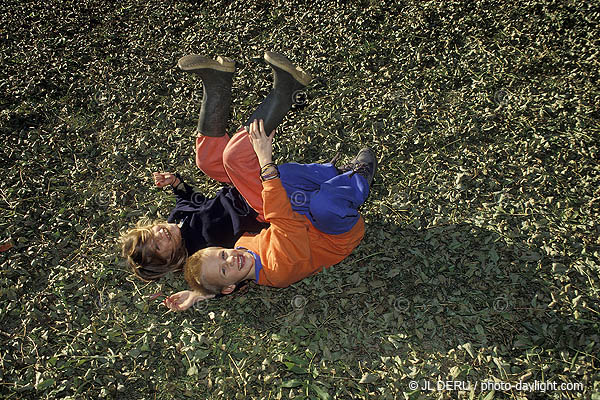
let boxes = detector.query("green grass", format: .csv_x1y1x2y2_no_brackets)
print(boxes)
1,0,599,399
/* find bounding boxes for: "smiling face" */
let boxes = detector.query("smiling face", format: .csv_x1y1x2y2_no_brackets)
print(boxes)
199,247,255,294
150,223,182,261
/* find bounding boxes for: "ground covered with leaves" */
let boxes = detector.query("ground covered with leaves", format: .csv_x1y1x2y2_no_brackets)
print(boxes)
1,0,599,399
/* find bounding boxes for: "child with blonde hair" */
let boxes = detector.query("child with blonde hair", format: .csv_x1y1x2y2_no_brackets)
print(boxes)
166,111,376,310
121,51,312,281
123,51,376,299
120,173,265,281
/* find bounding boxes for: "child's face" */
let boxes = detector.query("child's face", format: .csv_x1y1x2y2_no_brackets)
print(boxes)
201,248,255,293
150,223,182,260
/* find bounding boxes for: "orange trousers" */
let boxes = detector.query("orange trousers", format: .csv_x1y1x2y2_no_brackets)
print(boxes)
195,128,266,220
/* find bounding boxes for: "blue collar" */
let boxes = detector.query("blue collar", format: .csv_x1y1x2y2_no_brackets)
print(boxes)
235,247,262,283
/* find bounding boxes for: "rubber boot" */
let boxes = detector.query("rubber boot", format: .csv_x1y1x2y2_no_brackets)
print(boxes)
245,51,312,134
178,54,235,137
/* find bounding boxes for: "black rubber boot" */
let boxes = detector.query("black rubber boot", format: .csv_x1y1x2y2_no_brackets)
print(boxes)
335,148,378,186
178,55,235,137
245,51,312,134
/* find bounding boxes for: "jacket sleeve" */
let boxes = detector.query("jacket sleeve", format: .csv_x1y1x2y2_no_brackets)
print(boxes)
170,173,206,207
259,179,313,287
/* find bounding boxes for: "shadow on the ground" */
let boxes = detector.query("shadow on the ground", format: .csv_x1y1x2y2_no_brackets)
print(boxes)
209,221,592,393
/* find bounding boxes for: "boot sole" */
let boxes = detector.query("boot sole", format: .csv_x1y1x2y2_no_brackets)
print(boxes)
358,148,378,185
264,51,312,86
178,54,236,73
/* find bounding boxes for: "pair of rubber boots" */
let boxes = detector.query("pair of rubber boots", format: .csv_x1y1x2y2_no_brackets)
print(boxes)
178,51,376,186
178,51,310,138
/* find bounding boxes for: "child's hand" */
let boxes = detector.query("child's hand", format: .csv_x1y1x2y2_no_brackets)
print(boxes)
153,172,177,188
248,119,275,167
163,290,195,311
163,290,214,312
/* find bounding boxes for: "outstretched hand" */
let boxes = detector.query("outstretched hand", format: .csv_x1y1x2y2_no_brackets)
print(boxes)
248,119,275,166
163,290,214,312
153,172,177,188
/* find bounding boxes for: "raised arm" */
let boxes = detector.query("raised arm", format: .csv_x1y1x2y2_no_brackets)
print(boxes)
153,172,204,205
248,119,275,167
247,119,313,287
247,118,297,223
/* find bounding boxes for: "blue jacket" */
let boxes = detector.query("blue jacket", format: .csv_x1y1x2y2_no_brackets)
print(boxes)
167,174,268,255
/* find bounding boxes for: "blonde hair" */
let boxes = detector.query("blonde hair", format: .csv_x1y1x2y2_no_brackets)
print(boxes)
120,219,188,281
184,247,223,295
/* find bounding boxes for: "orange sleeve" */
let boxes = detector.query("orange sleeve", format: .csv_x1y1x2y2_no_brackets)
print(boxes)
261,179,303,223
258,179,313,287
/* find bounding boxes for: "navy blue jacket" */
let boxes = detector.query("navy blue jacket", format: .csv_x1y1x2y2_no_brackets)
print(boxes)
167,174,268,255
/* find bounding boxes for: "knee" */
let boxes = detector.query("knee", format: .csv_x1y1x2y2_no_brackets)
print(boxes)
309,191,360,235
222,131,253,173
309,199,341,233
221,141,237,172
222,142,250,178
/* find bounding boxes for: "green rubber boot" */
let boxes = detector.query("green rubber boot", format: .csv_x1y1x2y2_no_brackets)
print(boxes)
245,51,312,134
178,54,235,137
